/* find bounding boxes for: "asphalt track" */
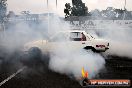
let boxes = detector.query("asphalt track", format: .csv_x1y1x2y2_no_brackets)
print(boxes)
0,50,132,88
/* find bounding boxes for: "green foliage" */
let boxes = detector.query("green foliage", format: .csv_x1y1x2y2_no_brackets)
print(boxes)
64,0,89,18
71,0,88,16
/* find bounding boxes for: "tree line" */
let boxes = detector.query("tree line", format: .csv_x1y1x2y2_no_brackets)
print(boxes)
64,0,132,20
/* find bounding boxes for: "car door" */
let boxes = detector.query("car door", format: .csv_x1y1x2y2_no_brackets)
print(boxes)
47,32,91,52
68,32,90,50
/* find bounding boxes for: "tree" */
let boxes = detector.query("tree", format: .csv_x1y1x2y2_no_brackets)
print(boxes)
101,7,116,19
0,0,7,23
114,9,124,19
64,0,89,17
91,9,101,19
71,0,88,16
64,3,71,18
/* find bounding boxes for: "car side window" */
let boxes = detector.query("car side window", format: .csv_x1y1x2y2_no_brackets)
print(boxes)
70,32,86,41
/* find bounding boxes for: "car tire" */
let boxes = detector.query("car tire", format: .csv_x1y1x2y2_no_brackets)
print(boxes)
28,47,42,59
21,47,42,68
84,46,97,52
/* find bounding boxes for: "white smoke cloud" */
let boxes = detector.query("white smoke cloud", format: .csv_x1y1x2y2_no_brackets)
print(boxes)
49,46,105,78
91,21,132,58
47,16,105,79
1,22,46,52
0,15,106,80
2,14,132,81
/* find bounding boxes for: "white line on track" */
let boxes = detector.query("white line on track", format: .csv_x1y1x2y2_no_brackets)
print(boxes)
0,66,27,87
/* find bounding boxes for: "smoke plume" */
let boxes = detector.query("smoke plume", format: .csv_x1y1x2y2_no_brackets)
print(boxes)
91,21,132,58
47,16,105,79
1,14,132,80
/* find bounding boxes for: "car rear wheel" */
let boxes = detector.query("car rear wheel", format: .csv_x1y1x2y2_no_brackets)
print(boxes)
28,47,42,59
84,46,96,52
21,47,42,68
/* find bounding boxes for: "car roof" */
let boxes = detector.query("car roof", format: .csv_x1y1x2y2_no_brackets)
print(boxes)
60,30,86,33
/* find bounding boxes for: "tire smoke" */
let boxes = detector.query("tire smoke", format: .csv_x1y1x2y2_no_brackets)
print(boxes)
90,21,132,58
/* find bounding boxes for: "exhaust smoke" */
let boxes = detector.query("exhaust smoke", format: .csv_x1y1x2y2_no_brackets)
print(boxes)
45,16,106,79
91,22,132,58
49,47,105,79
0,14,131,81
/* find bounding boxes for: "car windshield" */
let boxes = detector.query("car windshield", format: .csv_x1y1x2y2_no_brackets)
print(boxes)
87,33,95,39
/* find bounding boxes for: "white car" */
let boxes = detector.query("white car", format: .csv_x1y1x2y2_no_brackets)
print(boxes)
23,30,109,54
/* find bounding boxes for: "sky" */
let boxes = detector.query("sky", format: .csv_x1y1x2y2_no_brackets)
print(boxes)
7,0,132,16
